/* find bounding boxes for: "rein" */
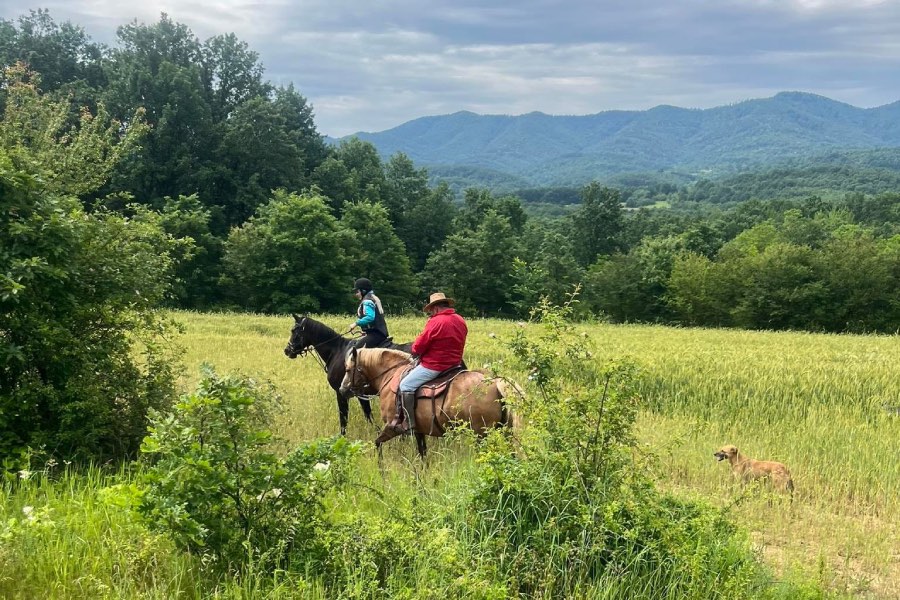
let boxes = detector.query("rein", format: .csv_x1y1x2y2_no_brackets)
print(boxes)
291,321,356,371
349,357,410,396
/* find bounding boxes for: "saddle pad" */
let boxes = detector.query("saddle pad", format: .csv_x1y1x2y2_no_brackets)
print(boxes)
387,365,466,398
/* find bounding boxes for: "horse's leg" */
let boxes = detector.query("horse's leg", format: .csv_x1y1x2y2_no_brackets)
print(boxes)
374,425,400,446
415,433,427,459
357,394,374,423
336,390,350,436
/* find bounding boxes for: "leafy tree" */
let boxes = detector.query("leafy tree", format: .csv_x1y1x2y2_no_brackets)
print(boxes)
340,202,418,310
272,84,328,175
213,96,307,225
400,181,457,271
331,137,387,206
817,229,899,332
730,243,828,330
666,253,734,326
422,210,519,315
221,189,356,313
383,152,428,223
571,183,624,266
157,194,224,308
103,16,215,206
201,32,270,121
510,230,583,314
382,152,459,268
0,63,147,197
454,188,527,234
312,156,354,213
0,9,105,95
0,150,181,463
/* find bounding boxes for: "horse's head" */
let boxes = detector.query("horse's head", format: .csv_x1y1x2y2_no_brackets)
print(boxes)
284,313,309,359
339,346,367,396
340,348,412,397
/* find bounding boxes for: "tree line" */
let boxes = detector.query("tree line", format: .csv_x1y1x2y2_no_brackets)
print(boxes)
2,9,898,331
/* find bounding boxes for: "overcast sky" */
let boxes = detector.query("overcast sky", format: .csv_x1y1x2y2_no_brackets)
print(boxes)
3,1,900,136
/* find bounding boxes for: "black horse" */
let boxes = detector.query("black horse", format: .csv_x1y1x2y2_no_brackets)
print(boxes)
284,314,412,435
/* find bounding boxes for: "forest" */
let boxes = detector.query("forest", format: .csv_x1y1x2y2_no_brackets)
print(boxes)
2,10,898,334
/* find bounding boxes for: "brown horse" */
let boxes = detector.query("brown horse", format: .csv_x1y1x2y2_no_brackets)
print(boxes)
339,347,521,457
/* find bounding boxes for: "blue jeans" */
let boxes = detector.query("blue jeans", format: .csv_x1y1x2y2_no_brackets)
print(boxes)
399,364,441,393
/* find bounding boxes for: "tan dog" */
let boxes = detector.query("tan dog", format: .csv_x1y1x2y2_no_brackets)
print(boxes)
714,445,794,496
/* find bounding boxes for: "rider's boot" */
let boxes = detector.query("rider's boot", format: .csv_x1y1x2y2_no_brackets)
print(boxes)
400,391,417,434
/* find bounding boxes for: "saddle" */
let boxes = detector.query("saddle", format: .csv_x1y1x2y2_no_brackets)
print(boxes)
388,364,467,434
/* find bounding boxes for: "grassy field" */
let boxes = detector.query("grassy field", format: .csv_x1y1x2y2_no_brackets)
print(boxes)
2,310,897,598
173,311,899,598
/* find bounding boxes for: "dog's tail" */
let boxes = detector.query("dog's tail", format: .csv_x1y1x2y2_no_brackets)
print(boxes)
786,477,795,503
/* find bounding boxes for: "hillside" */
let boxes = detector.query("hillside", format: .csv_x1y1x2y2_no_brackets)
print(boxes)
340,92,900,187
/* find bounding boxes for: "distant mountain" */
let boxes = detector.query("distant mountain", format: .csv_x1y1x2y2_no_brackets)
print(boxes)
337,92,900,188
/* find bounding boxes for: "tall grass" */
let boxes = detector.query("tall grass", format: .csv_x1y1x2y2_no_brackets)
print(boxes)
2,310,896,597
173,311,897,597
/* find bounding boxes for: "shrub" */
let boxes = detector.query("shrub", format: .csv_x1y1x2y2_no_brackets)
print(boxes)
139,367,363,573
0,152,181,465
463,295,801,598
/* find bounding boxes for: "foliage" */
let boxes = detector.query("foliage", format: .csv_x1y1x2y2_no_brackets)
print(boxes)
571,183,625,266
384,153,457,270
0,63,148,197
460,296,789,598
0,150,181,464
0,9,106,96
140,367,363,572
422,210,520,315
221,189,356,313
157,194,224,308
340,202,418,311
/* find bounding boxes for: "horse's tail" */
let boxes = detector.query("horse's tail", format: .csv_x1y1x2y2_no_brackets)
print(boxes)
496,378,525,431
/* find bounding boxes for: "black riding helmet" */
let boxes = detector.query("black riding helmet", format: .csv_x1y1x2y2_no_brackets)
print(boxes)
353,278,373,294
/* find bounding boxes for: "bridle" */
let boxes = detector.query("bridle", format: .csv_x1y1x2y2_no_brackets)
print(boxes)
345,352,411,396
286,318,355,371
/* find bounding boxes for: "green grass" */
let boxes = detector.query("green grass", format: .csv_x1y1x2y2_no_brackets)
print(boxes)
2,310,897,598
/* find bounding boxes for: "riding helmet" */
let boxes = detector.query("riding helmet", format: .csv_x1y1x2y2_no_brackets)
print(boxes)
353,278,373,293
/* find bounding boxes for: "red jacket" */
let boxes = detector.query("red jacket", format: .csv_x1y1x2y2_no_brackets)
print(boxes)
411,308,468,371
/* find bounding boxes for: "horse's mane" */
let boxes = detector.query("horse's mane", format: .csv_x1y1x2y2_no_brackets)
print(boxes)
358,348,412,370
300,316,340,339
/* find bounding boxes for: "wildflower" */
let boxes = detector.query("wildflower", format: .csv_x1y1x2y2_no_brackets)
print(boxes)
313,461,330,472
488,332,497,339
256,488,283,501
18,469,31,480
22,505,34,517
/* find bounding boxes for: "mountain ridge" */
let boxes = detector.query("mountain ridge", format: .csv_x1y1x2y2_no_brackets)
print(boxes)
332,92,900,188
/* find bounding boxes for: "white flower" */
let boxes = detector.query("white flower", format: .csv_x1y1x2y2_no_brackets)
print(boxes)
256,488,283,502
488,333,497,339
22,505,34,517
313,461,330,472
17,469,31,480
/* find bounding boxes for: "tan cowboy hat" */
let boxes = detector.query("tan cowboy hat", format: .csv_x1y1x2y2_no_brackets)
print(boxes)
423,292,454,312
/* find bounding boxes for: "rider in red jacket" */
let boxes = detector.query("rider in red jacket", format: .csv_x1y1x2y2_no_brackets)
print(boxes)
395,292,467,433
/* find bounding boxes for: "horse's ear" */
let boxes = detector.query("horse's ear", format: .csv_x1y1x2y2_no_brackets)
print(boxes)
349,346,358,361
292,313,301,322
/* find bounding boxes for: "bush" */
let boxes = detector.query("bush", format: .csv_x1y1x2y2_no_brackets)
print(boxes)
139,367,363,573
461,295,806,598
0,152,181,465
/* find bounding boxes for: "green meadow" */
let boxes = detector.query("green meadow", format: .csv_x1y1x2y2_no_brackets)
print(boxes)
2,310,897,598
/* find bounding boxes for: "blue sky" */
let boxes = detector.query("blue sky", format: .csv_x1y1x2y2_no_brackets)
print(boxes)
3,1,900,136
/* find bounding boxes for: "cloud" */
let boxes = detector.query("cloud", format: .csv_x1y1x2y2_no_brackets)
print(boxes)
2,0,900,136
